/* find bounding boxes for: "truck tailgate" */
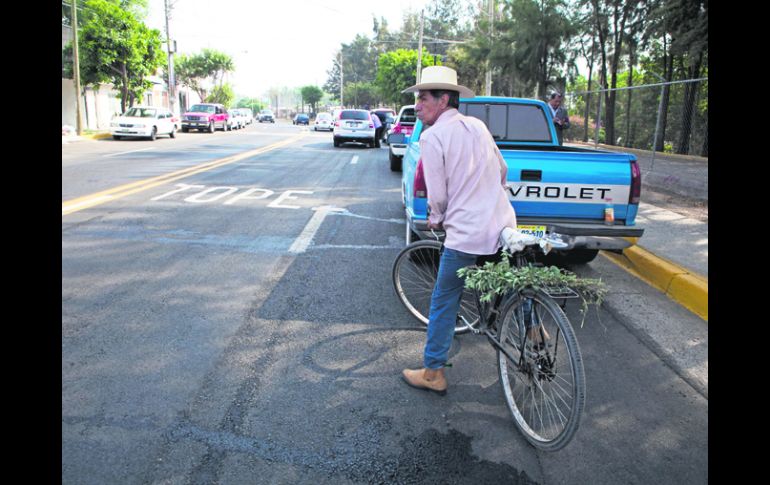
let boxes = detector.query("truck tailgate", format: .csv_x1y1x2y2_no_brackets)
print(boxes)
503,149,639,224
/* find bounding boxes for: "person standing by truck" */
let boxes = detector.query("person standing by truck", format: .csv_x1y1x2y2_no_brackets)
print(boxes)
399,66,519,395
547,91,570,145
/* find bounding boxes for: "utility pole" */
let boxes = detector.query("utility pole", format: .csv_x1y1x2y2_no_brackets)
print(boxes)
416,10,424,84
164,0,177,115
339,51,344,107
485,0,493,96
71,0,84,135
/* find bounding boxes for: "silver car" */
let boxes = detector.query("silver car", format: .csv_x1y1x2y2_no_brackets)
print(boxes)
314,112,334,131
333,109,376,148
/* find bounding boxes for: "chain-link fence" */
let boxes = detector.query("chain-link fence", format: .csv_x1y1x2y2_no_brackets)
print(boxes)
565,78,708,159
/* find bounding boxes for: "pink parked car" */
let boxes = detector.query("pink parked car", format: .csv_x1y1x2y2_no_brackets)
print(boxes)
181,103,229,133
387,105,416,171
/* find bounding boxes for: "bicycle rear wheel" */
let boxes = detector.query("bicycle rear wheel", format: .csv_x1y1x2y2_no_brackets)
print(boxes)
392,240,479,334
496,290,585,451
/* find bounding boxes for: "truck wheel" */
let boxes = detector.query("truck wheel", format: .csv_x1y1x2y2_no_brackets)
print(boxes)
182,127,189,133
208,122,215,133
169,128,176,138
149,127,157,141
333,137,341,147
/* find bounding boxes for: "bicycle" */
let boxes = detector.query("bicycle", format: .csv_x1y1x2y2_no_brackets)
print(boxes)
391,229,586,451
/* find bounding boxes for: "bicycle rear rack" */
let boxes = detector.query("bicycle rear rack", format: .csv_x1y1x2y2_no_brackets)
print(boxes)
541,286,580,299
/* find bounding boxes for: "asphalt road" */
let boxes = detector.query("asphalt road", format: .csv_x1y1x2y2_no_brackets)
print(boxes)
62,122,708,484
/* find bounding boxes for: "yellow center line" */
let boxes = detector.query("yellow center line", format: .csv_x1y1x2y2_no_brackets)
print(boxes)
62,134,305,216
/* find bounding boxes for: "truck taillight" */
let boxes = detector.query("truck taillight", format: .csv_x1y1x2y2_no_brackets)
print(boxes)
414,159,427,198
629,160,641,204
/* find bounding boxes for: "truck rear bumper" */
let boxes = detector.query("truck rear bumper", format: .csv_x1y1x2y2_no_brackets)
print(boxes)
408,216,644,251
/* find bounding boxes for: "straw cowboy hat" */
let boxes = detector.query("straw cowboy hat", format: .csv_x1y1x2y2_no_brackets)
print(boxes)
402,66,475,99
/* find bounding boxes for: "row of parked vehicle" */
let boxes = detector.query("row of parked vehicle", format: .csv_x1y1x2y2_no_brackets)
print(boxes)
324,105,416,169
110,103,266,141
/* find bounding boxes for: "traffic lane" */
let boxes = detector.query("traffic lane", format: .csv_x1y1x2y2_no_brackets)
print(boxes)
193,194,706,484
143,145,705,483
62,135,707,483
62,123,307,201
61,134,392,484
140,193,707,484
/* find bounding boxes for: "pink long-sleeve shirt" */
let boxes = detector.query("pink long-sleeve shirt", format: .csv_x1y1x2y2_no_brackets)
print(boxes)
420,108,518,255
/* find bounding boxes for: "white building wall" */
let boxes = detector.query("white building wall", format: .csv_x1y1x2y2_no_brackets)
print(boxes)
62,78,77,127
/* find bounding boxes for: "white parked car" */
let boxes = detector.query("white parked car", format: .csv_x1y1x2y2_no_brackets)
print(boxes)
227,109,243,130
110,106,176,140
241,108,254,125
313,112,334,131
333,109,376,148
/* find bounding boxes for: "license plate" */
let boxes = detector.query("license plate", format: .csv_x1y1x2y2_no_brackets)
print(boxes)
517,225,546,238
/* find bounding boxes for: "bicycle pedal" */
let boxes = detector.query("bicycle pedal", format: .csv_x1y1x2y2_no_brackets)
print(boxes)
458,316,480,334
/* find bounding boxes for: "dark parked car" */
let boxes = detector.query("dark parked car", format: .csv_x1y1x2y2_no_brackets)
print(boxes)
293,113,310,125
258,109,275,123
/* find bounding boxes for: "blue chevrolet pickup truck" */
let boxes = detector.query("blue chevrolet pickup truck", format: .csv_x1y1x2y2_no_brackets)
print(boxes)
390,96,645,264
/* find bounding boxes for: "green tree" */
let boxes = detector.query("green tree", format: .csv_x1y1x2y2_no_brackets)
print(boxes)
300,86,324,113
493,0,574,98
206,83,235,107
584,0,647,146
345,82,379,108
444,44,486,97
67,0,165,113
175,49,235,102
422,0,474,57
234,97,265,113
324,34,378,102
375,48,440,108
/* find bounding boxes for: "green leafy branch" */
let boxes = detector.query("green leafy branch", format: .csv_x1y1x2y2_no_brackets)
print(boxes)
457,252,608,326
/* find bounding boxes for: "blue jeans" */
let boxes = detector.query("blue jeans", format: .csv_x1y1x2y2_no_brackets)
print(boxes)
424,247,479,369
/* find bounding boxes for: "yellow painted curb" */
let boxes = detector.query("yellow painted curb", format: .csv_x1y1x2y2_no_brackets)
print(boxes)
83,132,112,140
602,245,708,322
668,273,708,321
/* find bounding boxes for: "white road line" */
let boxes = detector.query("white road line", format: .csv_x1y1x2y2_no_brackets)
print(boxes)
104,147,153,158
288,205,344,254
350,155,359,165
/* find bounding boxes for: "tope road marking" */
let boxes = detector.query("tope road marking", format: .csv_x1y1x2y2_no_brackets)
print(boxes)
62,134,305,216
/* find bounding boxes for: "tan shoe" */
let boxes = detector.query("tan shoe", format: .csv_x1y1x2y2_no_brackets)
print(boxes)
402,368,447,396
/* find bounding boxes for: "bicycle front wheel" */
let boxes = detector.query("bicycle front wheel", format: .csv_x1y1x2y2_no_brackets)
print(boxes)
391,240,479,334
496,290,585,451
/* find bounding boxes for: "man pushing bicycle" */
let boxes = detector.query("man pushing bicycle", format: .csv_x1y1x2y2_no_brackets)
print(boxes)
400,66,531,395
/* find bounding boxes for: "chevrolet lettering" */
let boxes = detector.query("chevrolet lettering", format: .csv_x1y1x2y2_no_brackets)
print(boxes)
506,183,629,203
400,96,644,264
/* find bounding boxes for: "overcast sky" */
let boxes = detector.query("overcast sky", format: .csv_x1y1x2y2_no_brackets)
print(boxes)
146,0,433,100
